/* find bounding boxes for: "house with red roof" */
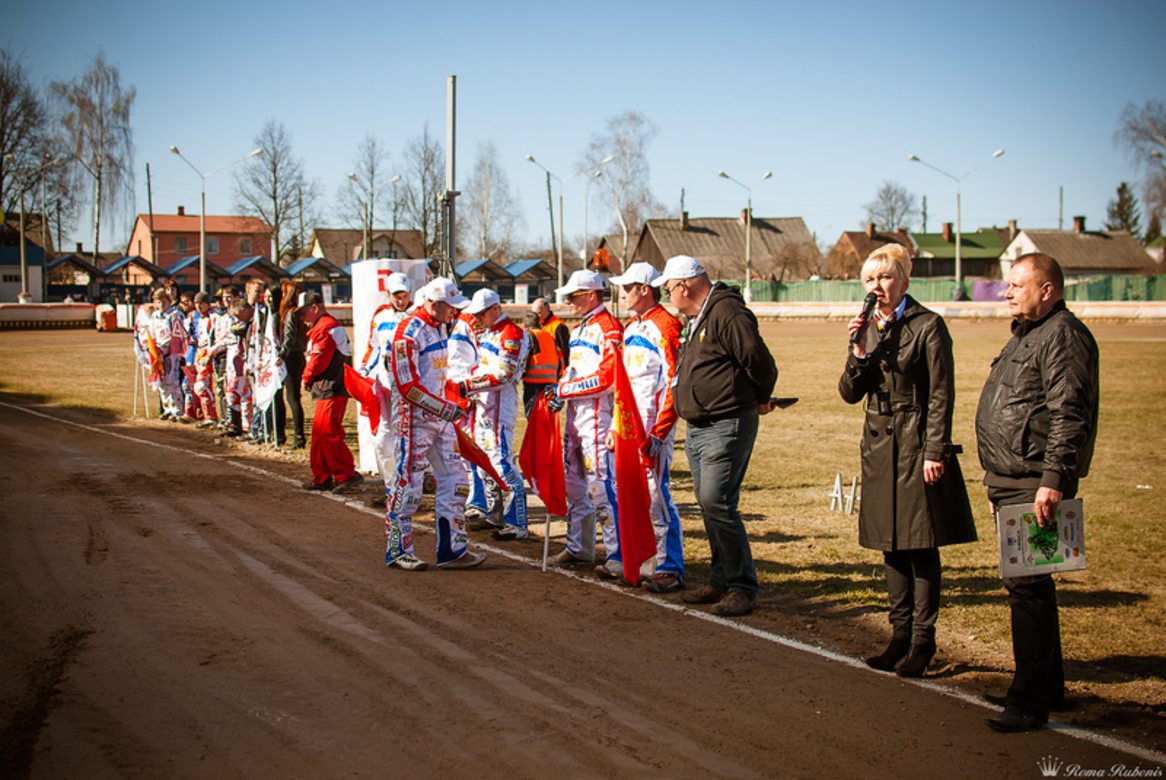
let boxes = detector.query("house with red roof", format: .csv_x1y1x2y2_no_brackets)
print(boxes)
124,207,271,285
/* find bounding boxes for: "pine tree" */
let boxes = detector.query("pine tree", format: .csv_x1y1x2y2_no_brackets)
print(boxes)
1104,182,1142,240
1145,211,1162,246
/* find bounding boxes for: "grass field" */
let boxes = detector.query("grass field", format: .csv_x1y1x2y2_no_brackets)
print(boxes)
1,319,1164,707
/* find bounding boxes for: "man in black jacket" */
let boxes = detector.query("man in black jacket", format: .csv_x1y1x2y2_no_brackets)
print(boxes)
975,253,1099,733
652,256,778,617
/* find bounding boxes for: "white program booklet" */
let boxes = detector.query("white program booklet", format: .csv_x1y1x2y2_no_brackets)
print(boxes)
996,498,1086,578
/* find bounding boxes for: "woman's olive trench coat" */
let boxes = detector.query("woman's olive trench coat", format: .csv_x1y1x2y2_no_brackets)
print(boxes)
838,296,977,551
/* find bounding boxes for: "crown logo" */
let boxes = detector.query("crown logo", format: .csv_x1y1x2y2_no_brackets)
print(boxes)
1037,756,1063,777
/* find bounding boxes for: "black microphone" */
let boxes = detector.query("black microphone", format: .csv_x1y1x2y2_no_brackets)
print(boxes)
850,292,879,346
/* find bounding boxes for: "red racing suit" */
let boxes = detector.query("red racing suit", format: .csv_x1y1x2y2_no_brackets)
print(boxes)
385,307,471,565
557,304,623,561
303,313,356,486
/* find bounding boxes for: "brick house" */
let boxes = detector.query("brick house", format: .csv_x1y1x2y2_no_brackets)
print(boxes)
124,207,271,279
827,224,914,279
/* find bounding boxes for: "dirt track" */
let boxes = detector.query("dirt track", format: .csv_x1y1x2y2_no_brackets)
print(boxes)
1,399,1162,778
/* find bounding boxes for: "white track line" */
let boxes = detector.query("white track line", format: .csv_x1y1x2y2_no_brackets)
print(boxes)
4,400,1163,767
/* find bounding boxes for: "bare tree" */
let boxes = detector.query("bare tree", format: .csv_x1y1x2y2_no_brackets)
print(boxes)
334,134,404,255
579,111,658,265
1116,101,1166,219
50,50,136,261
863,181,918,231
770,241,827,282
458,139,525,262
0,48,49,214
401,125,444,258
234,119,318,263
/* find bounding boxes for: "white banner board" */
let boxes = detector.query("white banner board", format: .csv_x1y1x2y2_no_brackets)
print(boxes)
350,259,432,474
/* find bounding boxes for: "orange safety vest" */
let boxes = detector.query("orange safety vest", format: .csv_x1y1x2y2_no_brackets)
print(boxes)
524,329,560,384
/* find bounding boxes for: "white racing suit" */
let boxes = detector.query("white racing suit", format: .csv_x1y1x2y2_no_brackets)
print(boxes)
463,314,530,530
558,305,623,562
624,304,685,577
385,308,470,565
447,312,487,515
151,307,184,416
359,303,412,492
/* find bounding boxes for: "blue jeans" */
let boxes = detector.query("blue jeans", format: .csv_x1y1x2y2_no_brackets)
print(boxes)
685,410,759,598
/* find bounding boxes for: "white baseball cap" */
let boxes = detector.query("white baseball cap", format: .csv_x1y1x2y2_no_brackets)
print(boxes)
386,272,411,294
650,255,706,288
555,269,606,297
420,278,470,309
464,288,501,315
608,262,661,286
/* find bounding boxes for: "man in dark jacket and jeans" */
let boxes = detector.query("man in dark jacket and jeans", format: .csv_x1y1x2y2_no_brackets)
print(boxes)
976,253,1099,733
652,255,778,617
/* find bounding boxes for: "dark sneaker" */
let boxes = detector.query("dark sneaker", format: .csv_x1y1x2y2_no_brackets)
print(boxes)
642,572,683,594
302,478,335,491
331,475,364,494
712,591,755,617
681,584,726,604
369,494,388,508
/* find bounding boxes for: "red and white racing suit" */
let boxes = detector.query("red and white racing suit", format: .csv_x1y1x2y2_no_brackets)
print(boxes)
447,312,487,514
624,304,684,576
463,314,530,530
150,307,183,416
385,308,471,566
211,313,251,421
557,304,623,562
359,303,412,489
192,311,219,421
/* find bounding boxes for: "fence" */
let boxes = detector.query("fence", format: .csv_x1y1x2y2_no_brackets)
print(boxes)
742,275,1166,303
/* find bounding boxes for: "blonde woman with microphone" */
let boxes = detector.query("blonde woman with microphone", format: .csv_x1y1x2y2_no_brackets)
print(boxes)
839,244,977,677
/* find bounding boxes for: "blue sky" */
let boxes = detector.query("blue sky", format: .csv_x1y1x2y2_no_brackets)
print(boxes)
8,0,1166,258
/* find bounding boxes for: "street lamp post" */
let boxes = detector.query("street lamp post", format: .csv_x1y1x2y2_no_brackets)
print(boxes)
526,154,616,291
564,155,615,268
170,146,264,293
579,170,603,262
908,149,1004,285
718,171,772,303
525,156,566,290
6,154,62,301
348,173,401,260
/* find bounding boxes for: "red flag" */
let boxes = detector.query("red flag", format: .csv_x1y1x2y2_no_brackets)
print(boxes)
519,392,567,518
455,424,509,494
611,357,655,586
145,331,163,384
343,364,381,435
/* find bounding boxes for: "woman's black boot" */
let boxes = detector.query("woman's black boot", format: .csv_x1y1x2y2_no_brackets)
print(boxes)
895,642,937,678
865,635,911,671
